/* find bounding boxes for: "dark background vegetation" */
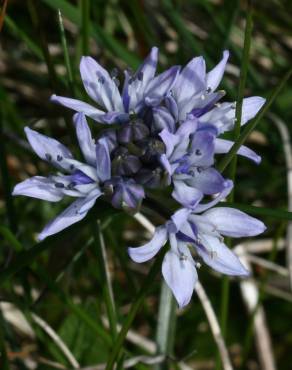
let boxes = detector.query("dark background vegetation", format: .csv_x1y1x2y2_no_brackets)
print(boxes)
0,0,292,369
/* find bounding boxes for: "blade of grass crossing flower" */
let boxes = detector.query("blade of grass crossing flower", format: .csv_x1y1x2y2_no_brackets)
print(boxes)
57,9,76,96
217,7,253,370
218,65,292,173
105,250,166,370
91,220,117,341
155,280,177,370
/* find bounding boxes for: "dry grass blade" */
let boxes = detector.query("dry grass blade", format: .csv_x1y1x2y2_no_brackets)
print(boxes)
0,0,8,32
195,282,233,370
235,244,277,370
268,113,292,291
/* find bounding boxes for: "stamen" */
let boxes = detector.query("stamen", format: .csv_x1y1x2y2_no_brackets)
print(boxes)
195,149,202,156
57,155,63,162
98,76,105,84
200,94,206,100
67,182,76,190
110,68,119,78
45,153,52,161
179,253,188,261
206,87,212,93
215,103,221,108
113,77,120,87
70,164,75,170
137,71,144,81
55,182,65,188
195,262,202,269
210,250,217,259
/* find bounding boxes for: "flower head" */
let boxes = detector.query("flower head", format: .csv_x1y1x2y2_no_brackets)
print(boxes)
128,201,266,308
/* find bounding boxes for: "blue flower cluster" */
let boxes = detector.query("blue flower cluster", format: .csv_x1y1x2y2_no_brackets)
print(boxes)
13,48,266,307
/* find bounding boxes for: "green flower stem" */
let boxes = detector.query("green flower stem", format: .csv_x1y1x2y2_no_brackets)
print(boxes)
217,5,253,370
155,280,177,370
105,250,166,370
91,220,117,341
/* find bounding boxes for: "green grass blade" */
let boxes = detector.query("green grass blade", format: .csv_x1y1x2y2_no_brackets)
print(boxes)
42,0,141,67
91,220,117,341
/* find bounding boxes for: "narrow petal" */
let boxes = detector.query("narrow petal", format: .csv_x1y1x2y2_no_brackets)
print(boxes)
24,127,73,170
128,226,168,263
194,180,233,213
145,66,180,106
51,95,105,121
38,189,102,240
80,56,123,111
73,113,96,166
241,96,265,125
196,235,249,276
189,131,215,166
172,180,203,209
152,106,176,133
203,207,266,237
159,129,179,158
12,176,64,202
214,138,261,164
169,208,192,233
96,138,111,182
162,241,198,308
173,57,206,105
136,46,158,85
186,168,228,195
206,50,229,91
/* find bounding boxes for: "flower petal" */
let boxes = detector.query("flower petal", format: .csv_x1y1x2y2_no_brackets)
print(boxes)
214,138,261,164
189,131,215,166
38,189,102,240
24,127,73,170
152,106,176,133
145,66,180,106
162,239,198,308
172,180,203,209
80,56,123,111
196,235,249,276
51,95,105,121
128,226,168,263
159,129,179,158
206,50,229,91
73,113,96,166
173,57,206,106
187,168,228,195
241,96,265,125
203,207,266,237
12,176,64,202
96,137,111,182
194,180,233,213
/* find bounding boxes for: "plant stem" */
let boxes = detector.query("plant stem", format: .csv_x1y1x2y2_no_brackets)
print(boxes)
155,280,177,370
105,250,166,370
91,220,117,341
